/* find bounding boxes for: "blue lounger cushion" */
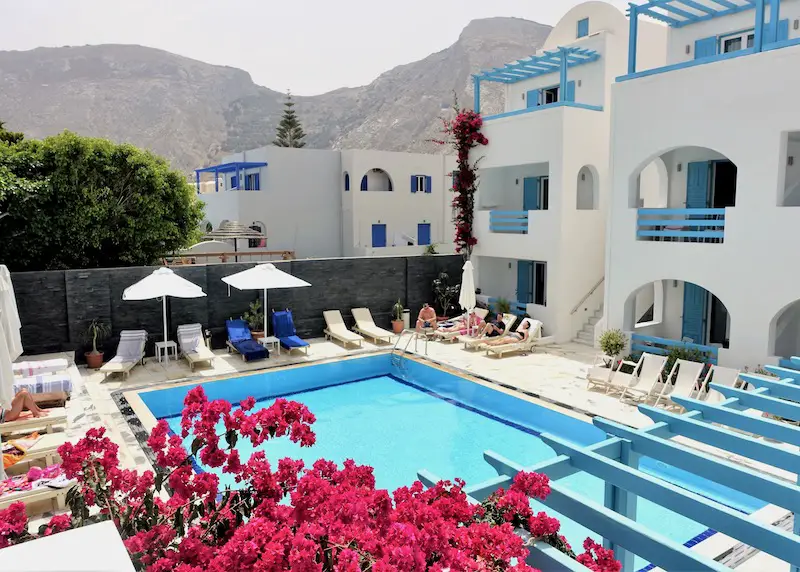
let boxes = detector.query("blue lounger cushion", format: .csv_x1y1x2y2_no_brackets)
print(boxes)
226,319,268,361
272,310,309,351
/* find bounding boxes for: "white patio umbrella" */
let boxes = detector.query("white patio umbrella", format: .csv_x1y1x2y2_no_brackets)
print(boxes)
123,268,206,360
221,263,311,335
458,260,477,335
0,265,22,412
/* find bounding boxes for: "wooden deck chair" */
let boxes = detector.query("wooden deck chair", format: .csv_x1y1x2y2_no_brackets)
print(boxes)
462,314,517,350
653,359,705,408
619,353,668,402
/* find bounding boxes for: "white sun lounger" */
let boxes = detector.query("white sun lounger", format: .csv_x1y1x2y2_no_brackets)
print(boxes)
99,330,147,380
0,470,76,511
0,408,67,436
323,310,363,348
4,432,68,470
653,359,705,408
461,314,517,350
177,324,215,371
619,353,668,402
12,358,69,378
351,308,394,344
481,319,552,357
698,365,742,402
432,308,489,342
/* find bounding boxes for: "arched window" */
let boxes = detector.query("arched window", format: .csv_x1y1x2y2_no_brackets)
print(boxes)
360,168,393,192
344,172,350,192
576,165,598,210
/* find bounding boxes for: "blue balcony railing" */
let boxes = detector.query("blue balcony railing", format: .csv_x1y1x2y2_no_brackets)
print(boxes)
490,211,528,234
637,208,725,243
631,334,718,365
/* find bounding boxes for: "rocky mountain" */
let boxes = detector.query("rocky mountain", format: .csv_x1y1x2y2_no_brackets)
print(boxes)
0,18,551,172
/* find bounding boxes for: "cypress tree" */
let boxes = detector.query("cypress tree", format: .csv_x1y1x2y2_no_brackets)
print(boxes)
273,91,306,148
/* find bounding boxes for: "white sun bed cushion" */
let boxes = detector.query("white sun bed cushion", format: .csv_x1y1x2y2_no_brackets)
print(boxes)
352,308,394,341
0,408,67,435
14,374,73,395
323,311,364,342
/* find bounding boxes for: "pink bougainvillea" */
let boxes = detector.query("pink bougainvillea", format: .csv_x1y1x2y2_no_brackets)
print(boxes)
434,103,489,258
0,385,619,572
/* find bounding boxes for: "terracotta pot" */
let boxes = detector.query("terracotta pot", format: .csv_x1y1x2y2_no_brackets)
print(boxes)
250,330,265,340
85,351,104,369
391,320,404,334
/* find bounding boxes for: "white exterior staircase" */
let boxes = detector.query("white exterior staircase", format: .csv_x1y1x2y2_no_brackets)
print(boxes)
573,304,603,347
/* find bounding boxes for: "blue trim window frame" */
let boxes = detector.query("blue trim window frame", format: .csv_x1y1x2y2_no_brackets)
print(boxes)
411,175,432,194
244,172,260,191
577,18,589,38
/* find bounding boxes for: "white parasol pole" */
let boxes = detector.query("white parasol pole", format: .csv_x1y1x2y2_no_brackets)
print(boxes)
162,296,169,363
263,288,268,337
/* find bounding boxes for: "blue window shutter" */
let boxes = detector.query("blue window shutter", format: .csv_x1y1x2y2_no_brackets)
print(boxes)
681,283,708,344
411,175,417,193
417,223,431,245
577,18,589,39
231,175,238,189
526,89,540,109
425,176,432,193
361,175,368,191
565,80,576,102
371,224,386,248
517,261,532,304
254,173,260,190
694,36,717,59
523,177,540,211
686,162,710,208
778,18,790,42
344,173,350,191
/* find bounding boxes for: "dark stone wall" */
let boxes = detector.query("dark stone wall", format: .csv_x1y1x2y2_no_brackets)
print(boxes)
12,255,463,360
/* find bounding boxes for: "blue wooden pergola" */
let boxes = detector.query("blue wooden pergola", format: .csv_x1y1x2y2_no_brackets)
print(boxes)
471,46,600,113
193,161,267,193
418,358,800,572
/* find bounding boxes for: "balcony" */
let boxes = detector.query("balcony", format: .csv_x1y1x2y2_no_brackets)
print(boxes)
637,208,725,243
489,211,528,234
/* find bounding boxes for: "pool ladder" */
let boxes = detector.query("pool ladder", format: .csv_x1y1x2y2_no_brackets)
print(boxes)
391,329,427,370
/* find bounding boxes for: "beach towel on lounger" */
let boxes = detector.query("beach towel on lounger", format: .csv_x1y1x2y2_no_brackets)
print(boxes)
2,433,42,470
272,310,309,351
13,374,72,395
226,319,268,361
12,359,69,378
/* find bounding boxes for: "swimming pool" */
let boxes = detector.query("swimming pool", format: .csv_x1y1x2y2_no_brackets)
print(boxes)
139,354,766,570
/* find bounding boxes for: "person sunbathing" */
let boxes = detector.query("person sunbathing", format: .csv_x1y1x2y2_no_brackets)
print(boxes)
415,303,438,331
482,320,531,346
0,389,49,423
474,314,506,338
437,312,482,333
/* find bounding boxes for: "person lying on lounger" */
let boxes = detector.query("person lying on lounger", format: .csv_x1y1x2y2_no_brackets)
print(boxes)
415,303,438,331
0,389,49,423
482,319,531,346
475,314,506,338
437,312,483,332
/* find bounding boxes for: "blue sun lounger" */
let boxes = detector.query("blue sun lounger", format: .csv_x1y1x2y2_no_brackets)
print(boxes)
272,309,309,355
225,319,268,362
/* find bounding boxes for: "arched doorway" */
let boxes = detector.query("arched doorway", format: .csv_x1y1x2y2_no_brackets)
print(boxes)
770,299,800,359
360,168,393,192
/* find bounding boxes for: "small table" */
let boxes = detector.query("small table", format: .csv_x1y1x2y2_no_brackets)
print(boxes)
258,336,281,356
155,340,178,364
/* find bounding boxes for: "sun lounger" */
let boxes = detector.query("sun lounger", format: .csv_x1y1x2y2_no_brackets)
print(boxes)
272,310,310,355
653,359,705,407
433,309,489,342
226,319,268,362
4,432,67,470
698,365,742,402
481,319,551,357
100,330,147,380
351,308,394,344
461,314,517,350
323,310,363,348
13,374,72,397
12,359,69,378
177,324,215,371
619,353,668,402
0,408,67,436
0,463,75,511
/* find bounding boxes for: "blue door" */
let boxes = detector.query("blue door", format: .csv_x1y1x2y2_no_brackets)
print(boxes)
565,80,576,102
417,223,431,246
517,261,532,304
523,177,540,210
682,282,708,344
371,224,386,247
686,162,710,208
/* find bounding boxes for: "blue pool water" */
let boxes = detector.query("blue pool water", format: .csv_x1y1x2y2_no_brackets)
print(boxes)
142,355,766,571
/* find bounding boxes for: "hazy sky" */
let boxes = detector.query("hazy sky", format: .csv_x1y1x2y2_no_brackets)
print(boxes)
2,0,628,95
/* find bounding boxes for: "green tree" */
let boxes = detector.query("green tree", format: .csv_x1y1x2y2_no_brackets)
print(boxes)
0,131,204,271
273,91,307,148
0,120,24,146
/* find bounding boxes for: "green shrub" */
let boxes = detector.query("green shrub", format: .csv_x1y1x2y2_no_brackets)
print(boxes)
664,346,709,377
598,329,627,357
493,297,511,315
617,354,638,374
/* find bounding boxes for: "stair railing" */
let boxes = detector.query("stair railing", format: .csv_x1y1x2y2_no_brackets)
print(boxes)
570,277,605,315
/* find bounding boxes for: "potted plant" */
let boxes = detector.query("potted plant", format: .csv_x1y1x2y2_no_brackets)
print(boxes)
243,300,265,339
494,297,512,316
83,319,110,369
432,272,460,318
391,300,404,334
598,329,627,367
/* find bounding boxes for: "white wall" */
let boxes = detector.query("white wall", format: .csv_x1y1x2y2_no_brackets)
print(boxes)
783,136,800,205
606,43,800,367
667,2,800,65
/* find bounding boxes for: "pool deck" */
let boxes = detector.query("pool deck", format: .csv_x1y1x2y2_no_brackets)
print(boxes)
13,336,796,570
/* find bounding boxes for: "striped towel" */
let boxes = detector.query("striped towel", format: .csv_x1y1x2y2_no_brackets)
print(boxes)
14,374,72,395
12,359,69,378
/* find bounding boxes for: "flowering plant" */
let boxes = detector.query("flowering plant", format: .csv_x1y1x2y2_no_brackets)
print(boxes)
0,386,619,571
434,100,488,258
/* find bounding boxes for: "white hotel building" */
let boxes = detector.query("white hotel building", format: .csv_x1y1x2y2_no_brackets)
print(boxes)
195,146,456,259
603,0,800,369
469,2,666,344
